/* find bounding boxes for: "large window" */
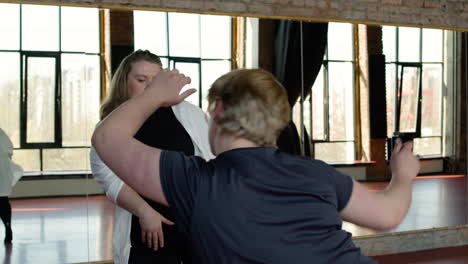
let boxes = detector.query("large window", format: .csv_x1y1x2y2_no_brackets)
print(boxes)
383,26,444,156
134,11,232,111
0,4,101,172
293,22,356,162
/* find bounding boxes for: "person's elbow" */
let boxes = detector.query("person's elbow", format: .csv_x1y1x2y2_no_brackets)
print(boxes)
371,210,407,231
372,221,399,232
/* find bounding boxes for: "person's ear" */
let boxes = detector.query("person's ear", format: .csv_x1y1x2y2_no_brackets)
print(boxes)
213,100,224,122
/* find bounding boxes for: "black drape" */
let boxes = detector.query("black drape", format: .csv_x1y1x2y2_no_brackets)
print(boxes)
273,20,328,156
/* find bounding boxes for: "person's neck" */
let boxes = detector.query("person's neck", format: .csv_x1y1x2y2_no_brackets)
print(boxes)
215,133,259,155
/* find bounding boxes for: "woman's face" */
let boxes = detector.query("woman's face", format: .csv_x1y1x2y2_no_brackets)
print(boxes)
127,60,161,98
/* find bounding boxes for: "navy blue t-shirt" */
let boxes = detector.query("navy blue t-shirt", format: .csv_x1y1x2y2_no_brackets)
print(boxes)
160,147,376,264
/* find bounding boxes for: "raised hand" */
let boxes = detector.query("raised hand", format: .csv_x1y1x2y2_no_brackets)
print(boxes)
390,139,420,183
139,207,175,250
146,69,196,107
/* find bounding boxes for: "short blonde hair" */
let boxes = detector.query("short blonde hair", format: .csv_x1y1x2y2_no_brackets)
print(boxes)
208,69,290,146
100,50,162,119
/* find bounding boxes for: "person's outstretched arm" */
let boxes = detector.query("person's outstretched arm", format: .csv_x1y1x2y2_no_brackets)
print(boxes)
91,69,194,206
90,145,173,250
340,139,420,231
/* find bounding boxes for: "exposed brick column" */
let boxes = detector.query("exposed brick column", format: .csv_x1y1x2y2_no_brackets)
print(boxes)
110,9,134,74
366,25,391,180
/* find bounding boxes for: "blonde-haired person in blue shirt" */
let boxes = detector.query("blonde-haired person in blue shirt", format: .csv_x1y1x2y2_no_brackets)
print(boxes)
93,68,420,264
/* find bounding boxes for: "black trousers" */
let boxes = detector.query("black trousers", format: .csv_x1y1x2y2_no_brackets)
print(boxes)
0,196,11,228
128,241,191,264
128,210,192,264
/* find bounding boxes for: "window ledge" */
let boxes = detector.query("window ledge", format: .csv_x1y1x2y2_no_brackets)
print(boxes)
328,161,376,167
418,155,444,160
22,170,92,180
328,155,445,167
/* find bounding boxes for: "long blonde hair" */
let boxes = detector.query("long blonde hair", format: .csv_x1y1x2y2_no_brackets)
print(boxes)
100,50,162,119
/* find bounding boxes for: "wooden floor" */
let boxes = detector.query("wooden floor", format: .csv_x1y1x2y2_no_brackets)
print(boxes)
0,175,466,264
0,196,115,264
344,174,468,237
372,245,468,263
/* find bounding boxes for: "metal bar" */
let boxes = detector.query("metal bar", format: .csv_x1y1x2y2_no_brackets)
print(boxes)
299,21,305,156
353,24,361,160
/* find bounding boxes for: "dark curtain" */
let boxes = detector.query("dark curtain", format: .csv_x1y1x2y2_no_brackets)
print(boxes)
111,45,134,74
273,20,328,156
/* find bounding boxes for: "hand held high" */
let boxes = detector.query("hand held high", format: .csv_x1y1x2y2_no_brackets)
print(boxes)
390,139,420,183
146,69,195,106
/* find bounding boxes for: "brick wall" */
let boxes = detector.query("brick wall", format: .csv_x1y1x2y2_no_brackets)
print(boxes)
109,10,134,74
12,0,468,30
110,10,133,46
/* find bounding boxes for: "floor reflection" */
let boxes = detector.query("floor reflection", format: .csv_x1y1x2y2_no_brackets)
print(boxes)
344,175,467,236
0,196,113,264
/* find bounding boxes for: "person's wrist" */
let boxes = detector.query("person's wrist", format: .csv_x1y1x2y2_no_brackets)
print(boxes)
391,172,414,185
140,88,165,108
135,202,151,218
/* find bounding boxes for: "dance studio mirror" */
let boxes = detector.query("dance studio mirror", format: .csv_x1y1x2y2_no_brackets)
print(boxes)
0,2,466,263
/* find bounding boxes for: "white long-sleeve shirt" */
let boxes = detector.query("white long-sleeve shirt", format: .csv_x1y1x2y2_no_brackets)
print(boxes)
0,128,23,197
90,101,214,264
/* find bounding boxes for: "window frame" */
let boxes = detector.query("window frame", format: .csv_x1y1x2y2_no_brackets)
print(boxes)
294,22,357,162
133,10,233,110
0,3,102,172
384,26,445,156
394,62,423,137
20,51,62,149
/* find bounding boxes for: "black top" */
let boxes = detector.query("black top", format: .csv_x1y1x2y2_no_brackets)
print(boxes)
160,147,376,264
130,107,194,261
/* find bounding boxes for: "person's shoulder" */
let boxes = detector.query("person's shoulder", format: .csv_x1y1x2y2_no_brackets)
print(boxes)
161,150,213,177
274,148,322,162
163,150,209,164
0,128,8,141
0,128,13,151
274,149,333,171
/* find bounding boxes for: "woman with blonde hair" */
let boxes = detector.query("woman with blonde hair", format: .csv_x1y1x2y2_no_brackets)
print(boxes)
93,68,419,263
90,50,213,264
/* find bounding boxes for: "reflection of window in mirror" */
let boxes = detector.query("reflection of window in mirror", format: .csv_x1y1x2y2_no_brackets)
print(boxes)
134,11,233,111
383,26,445,156
0,3,101,172
0,3,102,263
396,64,421,134
293,22,356,162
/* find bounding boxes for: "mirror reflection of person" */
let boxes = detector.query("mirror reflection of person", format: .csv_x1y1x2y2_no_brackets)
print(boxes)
0,128,23,245
90,50,213,264
93,68,420,263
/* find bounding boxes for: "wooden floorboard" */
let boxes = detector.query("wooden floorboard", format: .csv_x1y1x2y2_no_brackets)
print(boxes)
372,245,468,263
